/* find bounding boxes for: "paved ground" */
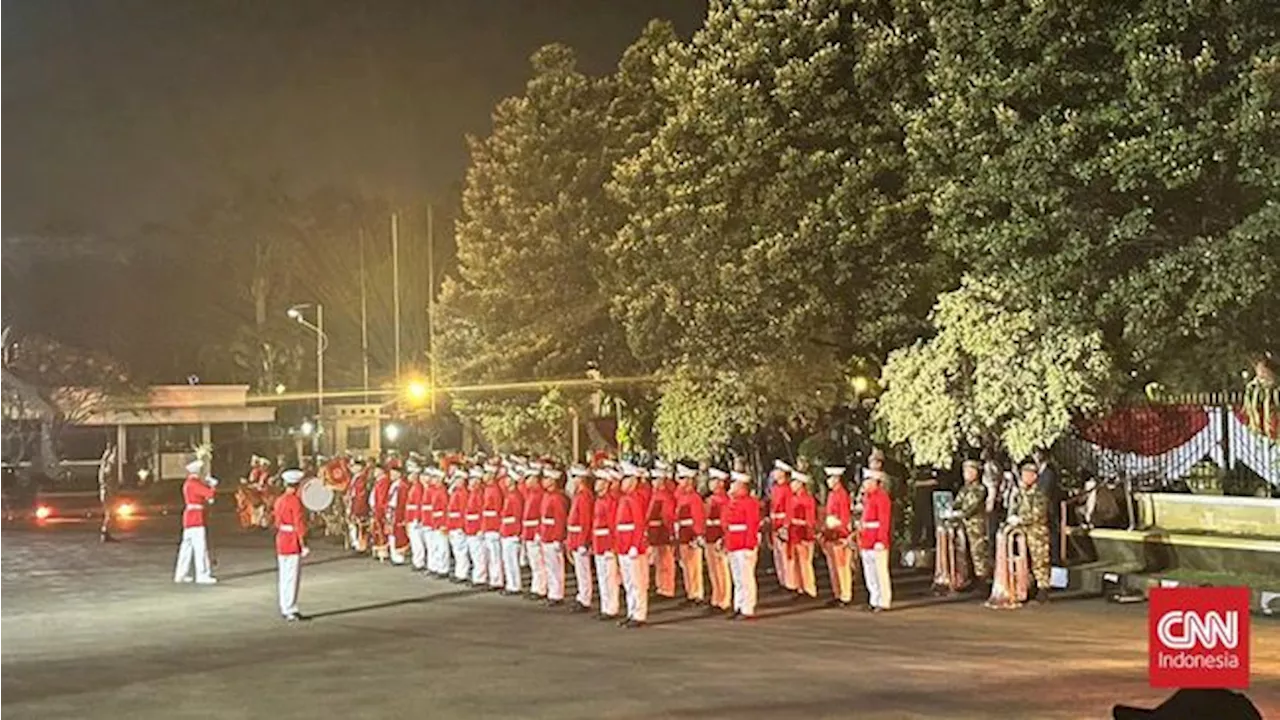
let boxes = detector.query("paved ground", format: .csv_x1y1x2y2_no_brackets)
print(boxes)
3,517,1277,720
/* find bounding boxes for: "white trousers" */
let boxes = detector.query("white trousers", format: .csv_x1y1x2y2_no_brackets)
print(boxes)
449,530,470,580
174,526,214,582
501,536,523,592
860,548,893,609
571,547,593,608
467,534,486,583
542,541,565,601
408,521,426,569
430,529,449,573
484,532,504,587
594,552,620,617
525,540,546,596
277,553,300,616
730,548,759,616
619,552,650,621
773,535,792,588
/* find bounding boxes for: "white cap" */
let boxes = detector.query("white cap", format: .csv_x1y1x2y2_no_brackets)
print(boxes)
619,461,640,477
792,472,811,484
773,460,793,473
824,466,846,477
654,459,670,471
730,471,751,483
185,459,204,474
205,476,219,487
282,469,304,485
468,467,484,480
569,465,589,478
676,464,696,478
544,468,563,480
530,461,544,471
708,468,729,480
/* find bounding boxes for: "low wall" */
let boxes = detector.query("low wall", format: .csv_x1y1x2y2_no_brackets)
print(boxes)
1133,492,1280,538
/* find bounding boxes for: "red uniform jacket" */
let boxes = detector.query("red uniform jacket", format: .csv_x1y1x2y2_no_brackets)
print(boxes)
182,475,216,528
858,485,892,550
591,491,618,555
481,484,503,533
822,485,852,541
674,487,706,544
464,488,484,535
348,469,370,517
273,491,307,555
371,473,391,518
391,477,408,524
446,487,468,532
418,482,433,525
539,490,569,543
521,487,544,542
769,482,793,539
500,488,524,538
646,483,676,546
786,491,817,544
724,493,761,552
636,481,653,525
566,488,594,551
431,486,449,529
705,490,730,544
406,482,424,524
613,490,648,555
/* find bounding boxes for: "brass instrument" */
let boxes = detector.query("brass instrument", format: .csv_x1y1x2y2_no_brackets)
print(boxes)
933,522,972,593
985,525,1029,609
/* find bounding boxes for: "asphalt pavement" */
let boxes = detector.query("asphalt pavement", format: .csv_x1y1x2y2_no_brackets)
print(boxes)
2,516,1277,720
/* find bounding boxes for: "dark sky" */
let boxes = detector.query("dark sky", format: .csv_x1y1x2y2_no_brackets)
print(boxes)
2,0,707,238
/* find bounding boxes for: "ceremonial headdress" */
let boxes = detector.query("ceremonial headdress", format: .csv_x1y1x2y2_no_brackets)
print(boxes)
708,468,729,481
675,464,696,479
544,468,564,480
282,469,305,485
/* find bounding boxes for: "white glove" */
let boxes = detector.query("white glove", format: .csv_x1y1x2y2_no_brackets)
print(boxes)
874,542,885,551
1005,515,1021,526
575,546,588,557
628,547,638,558
301,546,311,558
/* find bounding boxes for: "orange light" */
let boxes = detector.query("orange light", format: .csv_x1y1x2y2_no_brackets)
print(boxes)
35,505,52,520
116,502,136,519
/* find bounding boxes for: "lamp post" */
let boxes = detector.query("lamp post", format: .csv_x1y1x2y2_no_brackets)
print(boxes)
287,303,328,454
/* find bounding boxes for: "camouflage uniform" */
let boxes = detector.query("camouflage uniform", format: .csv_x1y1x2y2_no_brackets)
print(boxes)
1009,484,1050,588
952,481,990,579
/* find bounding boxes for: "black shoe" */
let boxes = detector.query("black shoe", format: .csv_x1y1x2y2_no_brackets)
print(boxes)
1036,587,1050,604
871,606,886,613
546,599,564,607
625,619,647,628
860,604,875,612
569,603,588,613
727,611,742,621
617,617,631,627
825,598,842,608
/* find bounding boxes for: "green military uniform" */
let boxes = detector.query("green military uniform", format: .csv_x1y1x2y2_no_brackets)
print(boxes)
952,480,990,579
1008,483,1050,588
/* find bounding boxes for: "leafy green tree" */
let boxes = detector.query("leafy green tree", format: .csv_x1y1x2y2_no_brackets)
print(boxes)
876,277,1115,467
908,0,1279,391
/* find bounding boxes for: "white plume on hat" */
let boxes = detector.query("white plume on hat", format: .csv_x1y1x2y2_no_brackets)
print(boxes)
282,469,305,485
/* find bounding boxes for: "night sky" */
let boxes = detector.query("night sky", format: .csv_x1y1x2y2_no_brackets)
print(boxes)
3,0,707,237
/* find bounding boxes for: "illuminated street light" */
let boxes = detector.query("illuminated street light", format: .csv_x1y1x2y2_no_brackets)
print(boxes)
300,420,315,437
406,380,429,404
274,383,287,395
384,423,402,443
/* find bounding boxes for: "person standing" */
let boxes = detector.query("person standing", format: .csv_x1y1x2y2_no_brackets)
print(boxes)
674,464,707,605
429,469,451,576
724,470,761,619
405,464,427,571
646,470,678,599
174,459,218,585
592,469,622,621
704,468,732,614
346,458,370,553
446,473,471,582
369,466,391,562
464,470,486,585
769,461,795,591
388,466,410,566
858,469,893,612
1033,448,1061,565
614,469,650,628
98,444,119,543
539,468,569,607
820,466,854,607
787,472,818,599
951,459,991,594
498,469,525,595
1007,461,1052,604
522,469,547,600
481,468,505,590
566,466,595,613
274,469,310,621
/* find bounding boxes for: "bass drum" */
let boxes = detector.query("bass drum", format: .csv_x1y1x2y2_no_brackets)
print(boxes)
300,478,334,512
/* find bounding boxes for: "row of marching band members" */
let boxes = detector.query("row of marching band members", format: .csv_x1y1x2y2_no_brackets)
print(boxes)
335,452,901,626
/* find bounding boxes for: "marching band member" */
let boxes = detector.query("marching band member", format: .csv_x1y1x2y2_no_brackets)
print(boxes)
522,468,547,600
274,468,310,621
388,464,410,565
592,468,622,621
858,469,893,612
787,472,818,599
499,468,525,595
820,466,854,607
769,460,795,591
369,465,391,562
614,467,650,627
447,472,471,582
646,467,678,599
465,469,487,585
938,459,990,594
174,459,218,584
405,462,426,571
482,466,505,590
539,467,570,606
674,464,707,605
725,470,761,619
566,465,595,612
346,458,370,553
428,469,451,576
1005,462,1051,604
704,467,732,614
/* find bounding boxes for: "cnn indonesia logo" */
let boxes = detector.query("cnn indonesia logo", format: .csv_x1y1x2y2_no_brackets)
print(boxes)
1149,586,1251,689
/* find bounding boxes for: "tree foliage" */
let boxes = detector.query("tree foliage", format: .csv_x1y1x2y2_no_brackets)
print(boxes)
876,277,1115,466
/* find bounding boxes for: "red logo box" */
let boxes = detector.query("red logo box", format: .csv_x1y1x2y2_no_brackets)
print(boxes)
1149,586,1250,689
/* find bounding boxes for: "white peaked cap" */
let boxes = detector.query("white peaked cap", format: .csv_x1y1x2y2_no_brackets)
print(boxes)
282,469,305,485
654,459,670,471
569,466,589,478
676,464,696,478
544,468,564,479
708,468,729,480
730,471,750,483
824,466,846,477
530,461,545,471
792,472,811,483
467,467,483,479
619,461,640,476
774,460,793,473
185,459,204,474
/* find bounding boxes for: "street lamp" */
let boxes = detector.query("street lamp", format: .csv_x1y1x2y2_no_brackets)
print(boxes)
384,423,401,443
288,303,328,453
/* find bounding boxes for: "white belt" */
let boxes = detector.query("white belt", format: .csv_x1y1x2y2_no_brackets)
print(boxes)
433,512,445,518
678,519,694,526
863,521,881,528
502,517,518,524
617,523,635,531
448,512,461,518
185,504,204,511
523,520,539,527
465,514,480,520
407,504,419,510
279,524,296,532
728,524,748,532
593,528,610,536
792,519,808,525
706,519,721,526
482,511,498,517
542,518,554,525
771,513,785,520
648,520,661,527
568,525,583,532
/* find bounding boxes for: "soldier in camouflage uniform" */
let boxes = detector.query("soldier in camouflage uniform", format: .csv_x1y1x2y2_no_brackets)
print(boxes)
951,459,990,589
1004,462,1051,603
